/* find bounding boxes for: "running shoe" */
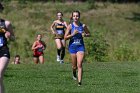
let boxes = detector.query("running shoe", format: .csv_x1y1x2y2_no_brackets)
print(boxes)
60,60,64,64
78,82,82,86
72,76,77,81
57,55,60,62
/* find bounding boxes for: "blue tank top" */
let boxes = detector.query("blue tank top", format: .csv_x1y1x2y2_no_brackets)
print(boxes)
0,19,7,48
69,23,84,46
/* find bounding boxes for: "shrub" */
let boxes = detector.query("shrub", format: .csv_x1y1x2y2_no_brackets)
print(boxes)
85,28,109,62
114,43,137,61
23,39,32,58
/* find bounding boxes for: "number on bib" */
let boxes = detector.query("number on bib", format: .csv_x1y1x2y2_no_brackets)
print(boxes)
57,30,63,35
73,39,81,45
0,37,4,47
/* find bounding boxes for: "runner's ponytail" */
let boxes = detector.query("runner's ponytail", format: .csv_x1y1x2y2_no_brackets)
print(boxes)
0,3,4,10
69,16,73,24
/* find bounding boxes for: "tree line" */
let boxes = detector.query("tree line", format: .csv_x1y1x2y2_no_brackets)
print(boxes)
57,0,140,3
1,0,140,3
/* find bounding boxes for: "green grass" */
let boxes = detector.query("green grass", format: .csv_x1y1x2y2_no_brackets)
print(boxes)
4,62,140,93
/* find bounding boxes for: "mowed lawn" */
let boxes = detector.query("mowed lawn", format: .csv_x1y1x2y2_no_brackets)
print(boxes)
4,62,140,93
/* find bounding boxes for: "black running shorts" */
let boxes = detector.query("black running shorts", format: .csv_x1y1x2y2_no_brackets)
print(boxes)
0,46,10,59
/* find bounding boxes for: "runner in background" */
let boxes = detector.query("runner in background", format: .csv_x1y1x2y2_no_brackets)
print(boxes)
32,34,46,64
50,12,67,64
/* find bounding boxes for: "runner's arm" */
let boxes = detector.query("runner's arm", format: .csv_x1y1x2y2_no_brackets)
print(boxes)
83,24,90,37
5,21,15,41
64,25,72,40
50,21,56,34
64,24,79,40
31,42,38,50
64,21,68,28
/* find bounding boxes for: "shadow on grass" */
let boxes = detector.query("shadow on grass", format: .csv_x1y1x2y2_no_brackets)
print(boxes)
4,74,14,77
125,12,140,22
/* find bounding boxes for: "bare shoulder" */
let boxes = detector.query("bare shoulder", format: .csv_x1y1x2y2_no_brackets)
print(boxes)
54,20,57,23
82,23,86,27
64,21,67,24
33,41,37,45
53,20,58,25
68,24,72,29
54,20,59,23
5,20,12,29
5,20,11,26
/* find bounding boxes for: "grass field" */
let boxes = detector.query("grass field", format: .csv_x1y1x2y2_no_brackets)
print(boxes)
4,62,140,93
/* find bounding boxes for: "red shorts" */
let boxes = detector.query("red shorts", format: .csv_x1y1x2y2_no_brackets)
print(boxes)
33,51,43,57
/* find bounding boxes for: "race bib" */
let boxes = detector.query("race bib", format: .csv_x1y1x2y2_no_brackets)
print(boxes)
38,47,43,52
73,39,81,45
57,30,64,35
0,37,4,47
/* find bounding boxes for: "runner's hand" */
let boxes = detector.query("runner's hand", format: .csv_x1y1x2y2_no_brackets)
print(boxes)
72,30,79,36
5,31,10,38
0,28,6,33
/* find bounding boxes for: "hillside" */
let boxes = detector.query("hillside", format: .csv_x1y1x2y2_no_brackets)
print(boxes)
0,1,140,62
